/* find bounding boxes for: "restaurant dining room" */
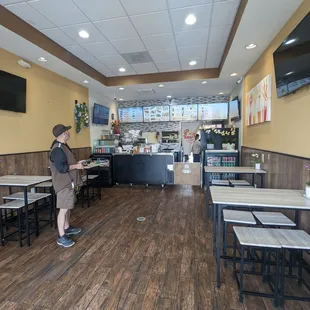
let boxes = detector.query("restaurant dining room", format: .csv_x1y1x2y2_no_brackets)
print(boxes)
0,0,310,309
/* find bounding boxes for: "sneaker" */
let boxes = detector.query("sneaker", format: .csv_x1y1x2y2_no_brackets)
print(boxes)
57,235,75,248
65,226,83,236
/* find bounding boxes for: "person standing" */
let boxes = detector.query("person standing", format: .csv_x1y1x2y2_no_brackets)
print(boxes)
191,134,201,163
49,124,84,248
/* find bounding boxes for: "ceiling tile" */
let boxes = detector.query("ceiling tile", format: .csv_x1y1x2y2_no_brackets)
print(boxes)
97,54,128,66
82,41,119,57
73,0,126,21
108,64,136,76
149,48,178,63
94,17,138,41
180,57,205,70
167,0,212,9
65,45,93,60
205,43,225,68
205,55,221,68
212,0,240,27
141,33,175,51
209,25,231,44
178,45,206,59
41,28,76,46
120,0,167,15
28,0,88,27
131,62,158,74
60,23,106,44
111,37,146,54
175,28,209,47
155,61,181,72
82,57,117,76
5,2,54,30
170,4,212,32
130,11,172,36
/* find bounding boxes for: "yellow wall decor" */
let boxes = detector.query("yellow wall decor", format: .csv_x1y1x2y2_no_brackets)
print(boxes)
0,48,90,155
243,0,310,158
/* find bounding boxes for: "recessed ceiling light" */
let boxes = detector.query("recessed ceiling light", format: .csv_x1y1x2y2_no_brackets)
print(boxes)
219,92,224,95
119,98,124,101
82,80,89,84
185,14,196,25
286,71,294,76
245,43,257,49
202,81,208,84
230,73,238,77
38,57,47,62
119,87,125,91
167,95,172,99
79,30,89,39
285,38,296,45
189,60,197,66
158,84,164,88
119,67,126,72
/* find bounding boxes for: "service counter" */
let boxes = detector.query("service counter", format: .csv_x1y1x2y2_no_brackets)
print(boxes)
113,153,174,186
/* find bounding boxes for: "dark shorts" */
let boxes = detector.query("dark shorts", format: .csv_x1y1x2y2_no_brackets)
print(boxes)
57,187,75,209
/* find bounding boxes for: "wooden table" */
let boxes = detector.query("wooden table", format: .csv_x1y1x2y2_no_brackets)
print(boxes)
83,163,102,208
204,166,267,218
0,175,52,246
210,186,310,288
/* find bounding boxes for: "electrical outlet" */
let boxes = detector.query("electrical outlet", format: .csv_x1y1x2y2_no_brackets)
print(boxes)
30,187,35,193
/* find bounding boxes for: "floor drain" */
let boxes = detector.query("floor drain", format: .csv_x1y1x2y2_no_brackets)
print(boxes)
137,217,146,222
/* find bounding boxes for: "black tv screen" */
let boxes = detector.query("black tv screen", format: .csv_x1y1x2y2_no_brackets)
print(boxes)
229,98,240,121
92,103,109,125
0,70,26,113
273,12,310,98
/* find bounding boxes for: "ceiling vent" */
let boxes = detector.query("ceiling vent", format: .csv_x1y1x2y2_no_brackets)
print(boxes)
121,51,153,64
136,89,155,95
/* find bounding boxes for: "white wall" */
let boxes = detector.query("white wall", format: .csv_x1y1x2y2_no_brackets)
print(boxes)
89,89,118,148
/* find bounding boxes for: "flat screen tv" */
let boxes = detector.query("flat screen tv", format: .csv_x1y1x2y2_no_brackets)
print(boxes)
273,12,310,98
0,70,26,113
92,103,109,125
229,97,240,121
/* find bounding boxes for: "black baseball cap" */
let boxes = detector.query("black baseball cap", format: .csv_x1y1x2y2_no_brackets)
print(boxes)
52,124,72,137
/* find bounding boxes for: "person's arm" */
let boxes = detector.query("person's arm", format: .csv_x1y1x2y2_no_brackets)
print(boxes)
50,148,83,173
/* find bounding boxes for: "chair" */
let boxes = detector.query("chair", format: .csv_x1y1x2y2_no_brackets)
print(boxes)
233,227,281,307
223,210,256,255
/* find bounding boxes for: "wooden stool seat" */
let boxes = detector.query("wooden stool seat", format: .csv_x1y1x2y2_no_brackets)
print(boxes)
211,180,230,186
224,210,256,225
35,182,53,188
2,192,51,203
0,200,25,209
253,212,296,227
229,180,251,186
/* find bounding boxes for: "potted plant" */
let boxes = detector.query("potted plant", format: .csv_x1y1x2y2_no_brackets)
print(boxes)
305,164,310,198
251,153,261,169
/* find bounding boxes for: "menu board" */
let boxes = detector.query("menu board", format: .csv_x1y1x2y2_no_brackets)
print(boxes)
170,104,197,121
198,103,228,121
118,107,143,123
143,106,170,122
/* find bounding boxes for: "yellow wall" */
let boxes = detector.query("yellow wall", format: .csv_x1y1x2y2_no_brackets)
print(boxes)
0,48,90,155
243,0,310,158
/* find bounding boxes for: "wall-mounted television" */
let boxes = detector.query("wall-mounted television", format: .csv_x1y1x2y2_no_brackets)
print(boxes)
273,12,310,98
92,103,109,125
0,70,26,113
229,97,240,121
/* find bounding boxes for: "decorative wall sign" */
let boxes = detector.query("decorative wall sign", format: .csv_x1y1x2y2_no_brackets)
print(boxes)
246,74,272,126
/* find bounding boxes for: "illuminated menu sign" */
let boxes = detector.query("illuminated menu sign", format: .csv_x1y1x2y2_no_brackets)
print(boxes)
170,104,197,121
198,103,228,121
143,106,170,122
118,107,143,123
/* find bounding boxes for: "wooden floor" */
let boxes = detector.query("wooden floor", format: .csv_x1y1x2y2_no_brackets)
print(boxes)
0,185,310,309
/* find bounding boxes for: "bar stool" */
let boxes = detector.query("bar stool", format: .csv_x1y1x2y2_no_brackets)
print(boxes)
229,180,251,187
223,210,256,255
253,212,296,228
233,227,281,307
270,229,310,307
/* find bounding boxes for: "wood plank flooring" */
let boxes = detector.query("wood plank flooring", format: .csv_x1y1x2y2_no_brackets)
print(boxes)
0,185,309,309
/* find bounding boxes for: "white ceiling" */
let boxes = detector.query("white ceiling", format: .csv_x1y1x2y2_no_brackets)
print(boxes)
1,0,241,76
0,0,304,101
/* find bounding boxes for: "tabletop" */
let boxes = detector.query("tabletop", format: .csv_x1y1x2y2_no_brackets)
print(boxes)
204,166,266,174
210,187,310,210
0,175,52,187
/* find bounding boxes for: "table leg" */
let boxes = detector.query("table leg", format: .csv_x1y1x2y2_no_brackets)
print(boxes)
295,210,300,228
98,166,101,200
206,172,210,218
86,170,90,208
260,174,265,188
217,204,223,288
252,174,255,187
24,187,30,247
213,203,217,256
